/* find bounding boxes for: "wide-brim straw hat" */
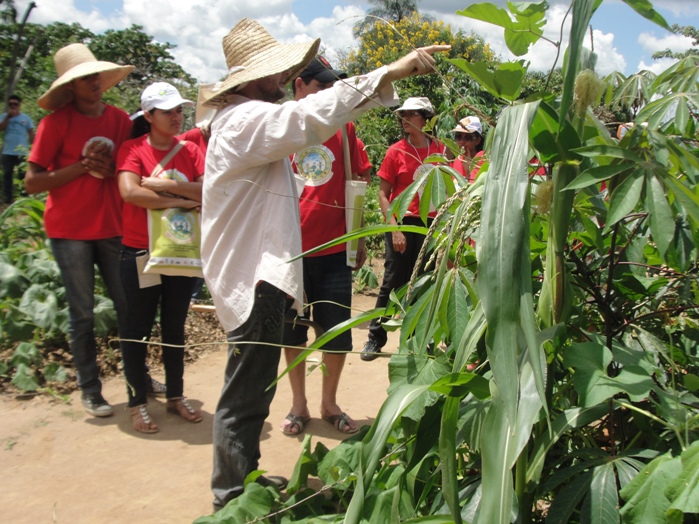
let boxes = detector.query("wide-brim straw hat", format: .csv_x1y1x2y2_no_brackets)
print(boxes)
201,18,320,107
38,43,134,111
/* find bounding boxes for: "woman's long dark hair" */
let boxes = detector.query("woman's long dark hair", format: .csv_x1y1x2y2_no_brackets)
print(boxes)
129,110,155,139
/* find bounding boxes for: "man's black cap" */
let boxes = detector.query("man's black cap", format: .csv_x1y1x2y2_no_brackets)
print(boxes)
299,56,347,83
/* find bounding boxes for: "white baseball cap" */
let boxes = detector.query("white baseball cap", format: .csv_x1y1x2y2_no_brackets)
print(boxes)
451,116,483,135
141,82,193,112
395,97,435,117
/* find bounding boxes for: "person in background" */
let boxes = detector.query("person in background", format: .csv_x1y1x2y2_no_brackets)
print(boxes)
360,96,445,361
116,82,204,434
25,43,135,418
280,56,372,437
1,95,34,204
199,17,449,509
450,115,484,183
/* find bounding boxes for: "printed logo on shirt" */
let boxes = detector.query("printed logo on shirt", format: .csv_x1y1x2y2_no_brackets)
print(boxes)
157,169,189,182
293,145,336,186
162,208,196,245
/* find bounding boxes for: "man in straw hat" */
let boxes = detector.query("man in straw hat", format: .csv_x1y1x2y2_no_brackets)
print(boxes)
25,43,134,418
200,17,449,509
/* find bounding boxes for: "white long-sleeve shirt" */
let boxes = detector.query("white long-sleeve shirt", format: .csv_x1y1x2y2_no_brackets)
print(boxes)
202,66,398,332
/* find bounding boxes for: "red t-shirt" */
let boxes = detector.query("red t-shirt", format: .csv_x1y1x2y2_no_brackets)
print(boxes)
451,150,484,183
116,137,205,249
378,137,445,218
177,128,208,157
28,104,132,239
291,122,372,256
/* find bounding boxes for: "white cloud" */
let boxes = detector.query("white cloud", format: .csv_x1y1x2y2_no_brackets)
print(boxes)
638,56,679,75
638,31,694,55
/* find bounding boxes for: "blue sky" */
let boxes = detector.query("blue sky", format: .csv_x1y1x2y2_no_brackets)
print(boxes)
19,0,699,81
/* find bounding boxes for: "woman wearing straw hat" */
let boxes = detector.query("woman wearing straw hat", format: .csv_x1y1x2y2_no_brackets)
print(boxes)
116,82,204,434
199,18,450,509
25,43,134,418
360,96,446,361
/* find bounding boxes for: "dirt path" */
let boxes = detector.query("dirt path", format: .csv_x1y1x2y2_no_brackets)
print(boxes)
0,293,395,524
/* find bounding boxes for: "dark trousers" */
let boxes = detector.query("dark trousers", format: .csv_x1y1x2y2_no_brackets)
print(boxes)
368,216,431,347
212,282,292,509
119,246,196,407
2,154,25,204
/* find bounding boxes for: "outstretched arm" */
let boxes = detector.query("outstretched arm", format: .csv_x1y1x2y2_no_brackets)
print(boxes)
379,45,451,90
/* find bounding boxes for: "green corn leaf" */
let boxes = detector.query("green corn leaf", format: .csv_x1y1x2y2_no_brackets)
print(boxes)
440,396,462,524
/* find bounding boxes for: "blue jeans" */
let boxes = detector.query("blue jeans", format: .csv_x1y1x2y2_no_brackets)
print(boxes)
119,246,196,407
50,237,127,394
368,216,431,347
212,282,292,509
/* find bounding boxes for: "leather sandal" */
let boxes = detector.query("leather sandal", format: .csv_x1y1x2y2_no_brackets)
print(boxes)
166,397,203,423
130,404,159,434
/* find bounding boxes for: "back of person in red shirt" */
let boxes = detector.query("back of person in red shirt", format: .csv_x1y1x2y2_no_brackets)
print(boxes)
25,43,134,418
280,57,372,437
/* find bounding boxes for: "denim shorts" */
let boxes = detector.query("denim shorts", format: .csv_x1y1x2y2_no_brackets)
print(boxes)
283,252,353,351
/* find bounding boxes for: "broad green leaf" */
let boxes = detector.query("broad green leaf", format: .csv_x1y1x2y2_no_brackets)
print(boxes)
18,284,58,330
10,342,41,367
581,463,620,524
644,174,675,257
527,404,609,486
637,92,699,134
448,59,527,101
620,0,671,31
195,482,276,523
388,353,451,421
606,173,644,231
42,363,68,383
665,441,699,514
10,363,39,391
619,453,677,524
530,101,582,163
563,341,654,406
456,2,544,56
0,261,29,299
547,471,593,524
566,164,633,190
429,372,490,399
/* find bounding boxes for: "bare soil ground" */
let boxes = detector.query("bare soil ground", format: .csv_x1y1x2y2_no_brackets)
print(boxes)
0,291,396,524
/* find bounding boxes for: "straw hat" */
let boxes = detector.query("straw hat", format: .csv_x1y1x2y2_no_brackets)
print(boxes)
201,18,320,107
38,43,134,111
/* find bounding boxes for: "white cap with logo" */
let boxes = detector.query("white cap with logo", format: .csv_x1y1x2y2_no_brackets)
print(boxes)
131,82,194,119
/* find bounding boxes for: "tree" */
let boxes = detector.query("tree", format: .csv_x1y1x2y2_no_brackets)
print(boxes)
352,0,424,38
652,23,699,59
0,17,196,124
345,13,500,168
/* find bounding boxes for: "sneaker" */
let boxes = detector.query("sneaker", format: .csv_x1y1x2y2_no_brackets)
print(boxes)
360,339,383,362
81,392,114,417
147,377,167,398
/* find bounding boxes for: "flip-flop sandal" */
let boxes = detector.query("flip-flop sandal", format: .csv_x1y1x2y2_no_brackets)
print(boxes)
322,412,358,434
281,412,310,436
